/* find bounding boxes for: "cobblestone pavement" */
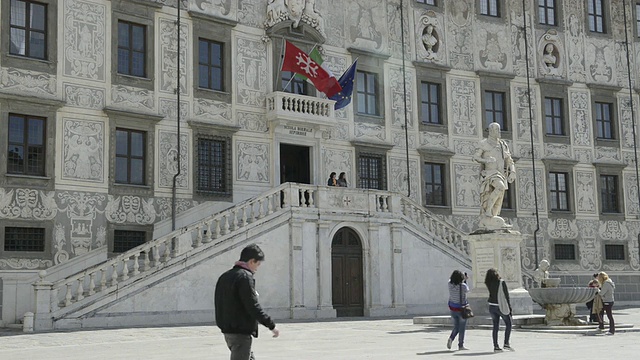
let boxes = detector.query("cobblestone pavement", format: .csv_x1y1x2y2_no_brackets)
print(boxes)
0,307,639,359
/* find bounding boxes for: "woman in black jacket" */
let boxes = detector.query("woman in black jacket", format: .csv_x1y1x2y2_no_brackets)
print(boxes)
484,268,513,352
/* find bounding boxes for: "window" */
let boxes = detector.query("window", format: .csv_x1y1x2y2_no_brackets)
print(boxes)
554,243,576,260
637,3,640,37
115,128,146,185
484,91,507,130
549,172,569,211
197,137,229,195
113,230,146,253
10,0,47,59
198,39,223,91
424,162,446,206
356,71,379,116
588,0,605,33
417,0,436,4
281,71,308,95
544,97,564,135
118,21,146,77
480,0,500,17
7,114,46,176
538,0,557,25
4,227,45,252
358,153,385,190
421,82,441,124
595,102,614,139
600,174,619,213
604,244,625,260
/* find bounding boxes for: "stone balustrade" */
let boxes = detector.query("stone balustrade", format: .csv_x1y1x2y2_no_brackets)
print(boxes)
32,183,466,330
266,91,336,127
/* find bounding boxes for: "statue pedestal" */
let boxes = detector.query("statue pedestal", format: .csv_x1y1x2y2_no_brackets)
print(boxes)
464,230,533,316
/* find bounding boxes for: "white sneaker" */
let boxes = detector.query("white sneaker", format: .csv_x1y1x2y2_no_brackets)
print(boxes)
447,338,452,349
605,332,614,335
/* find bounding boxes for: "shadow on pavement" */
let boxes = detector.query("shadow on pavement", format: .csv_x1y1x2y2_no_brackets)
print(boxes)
453,351,499,356
416,350,453,355
388,328,443,334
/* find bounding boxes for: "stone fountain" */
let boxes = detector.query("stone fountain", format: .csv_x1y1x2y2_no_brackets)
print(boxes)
527,260,598,326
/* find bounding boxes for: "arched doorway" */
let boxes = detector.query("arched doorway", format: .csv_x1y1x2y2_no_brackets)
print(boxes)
331,228,364,317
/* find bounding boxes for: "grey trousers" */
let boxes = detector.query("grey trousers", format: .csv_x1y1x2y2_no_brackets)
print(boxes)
224,334,255,360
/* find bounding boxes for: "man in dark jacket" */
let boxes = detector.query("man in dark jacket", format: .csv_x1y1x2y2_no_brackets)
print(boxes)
215,244,279,360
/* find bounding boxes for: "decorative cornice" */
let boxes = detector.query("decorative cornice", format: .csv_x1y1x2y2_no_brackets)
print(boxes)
187,119,241,133
350,140,394,151
0,93,65,109
103,107,164,122
188,11,238,27
347,47,391,60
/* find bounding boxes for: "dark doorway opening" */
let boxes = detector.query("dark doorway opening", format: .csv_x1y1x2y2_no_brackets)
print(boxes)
331,227,364,317
280,144,310,184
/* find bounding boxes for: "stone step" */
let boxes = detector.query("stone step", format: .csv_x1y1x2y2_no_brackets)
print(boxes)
413,314,546,326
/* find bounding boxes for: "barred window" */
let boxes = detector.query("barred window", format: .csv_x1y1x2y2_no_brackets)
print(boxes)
554,243,576,260
113,230,146,253
4,227,45,252
604,244,625,260
358,153,385,190
600,174,619,213
197,137,229,194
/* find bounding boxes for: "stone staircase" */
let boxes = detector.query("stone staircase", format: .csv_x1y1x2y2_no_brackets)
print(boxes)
30,183,469,331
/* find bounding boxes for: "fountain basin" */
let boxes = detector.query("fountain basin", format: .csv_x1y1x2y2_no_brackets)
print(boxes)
528,287,597,305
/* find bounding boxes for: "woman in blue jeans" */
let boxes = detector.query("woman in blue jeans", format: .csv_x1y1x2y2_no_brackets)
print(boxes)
485,268,513,352
447,270,469,351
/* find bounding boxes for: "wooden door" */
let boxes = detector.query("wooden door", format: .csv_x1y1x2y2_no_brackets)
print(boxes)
331,228,364,317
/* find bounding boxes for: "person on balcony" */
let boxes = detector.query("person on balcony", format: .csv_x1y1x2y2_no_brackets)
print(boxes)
337,172,348,187
215,244,280,359
327,172,337,186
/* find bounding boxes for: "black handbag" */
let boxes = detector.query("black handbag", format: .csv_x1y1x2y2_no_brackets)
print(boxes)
460,284,474,319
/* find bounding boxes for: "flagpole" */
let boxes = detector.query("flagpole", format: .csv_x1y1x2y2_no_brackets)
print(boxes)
399,0,411,197
279,38,291,91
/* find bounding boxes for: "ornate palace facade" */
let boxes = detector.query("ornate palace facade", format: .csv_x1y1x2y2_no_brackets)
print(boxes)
0,0,639,328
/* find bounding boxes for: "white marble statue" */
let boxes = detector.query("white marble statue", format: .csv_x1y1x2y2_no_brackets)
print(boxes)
472,122,516,230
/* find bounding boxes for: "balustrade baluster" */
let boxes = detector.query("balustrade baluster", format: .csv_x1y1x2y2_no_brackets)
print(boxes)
213,218,221,238
64,283,73,307
88,272,96,296
280,190,288,207
132,253,140,276
111,263,119,287
382,196,388,212
143,251,150,271
258,199,265,218
307,190,315,207
121,258,129,280
152,245,160,267
162,241,171,262
195,225,203,247
240,206,248,226
99,268,107,291
76,278,84,301
232,210,239,231
203,221,213,243
266,194,274,214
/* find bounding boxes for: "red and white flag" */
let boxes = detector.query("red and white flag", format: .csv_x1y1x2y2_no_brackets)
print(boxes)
281,40,342,98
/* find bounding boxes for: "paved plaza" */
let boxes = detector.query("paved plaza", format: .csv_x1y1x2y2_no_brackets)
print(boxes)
1,307,639,359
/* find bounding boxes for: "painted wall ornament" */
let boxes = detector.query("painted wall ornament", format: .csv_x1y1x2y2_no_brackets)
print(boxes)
63,119,104,182
237,142,270,183
105,195,157,224
0,189,58,220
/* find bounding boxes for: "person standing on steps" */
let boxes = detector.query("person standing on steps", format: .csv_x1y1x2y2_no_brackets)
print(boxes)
446,270,469,351
215,244,280,360
485,268,514,352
